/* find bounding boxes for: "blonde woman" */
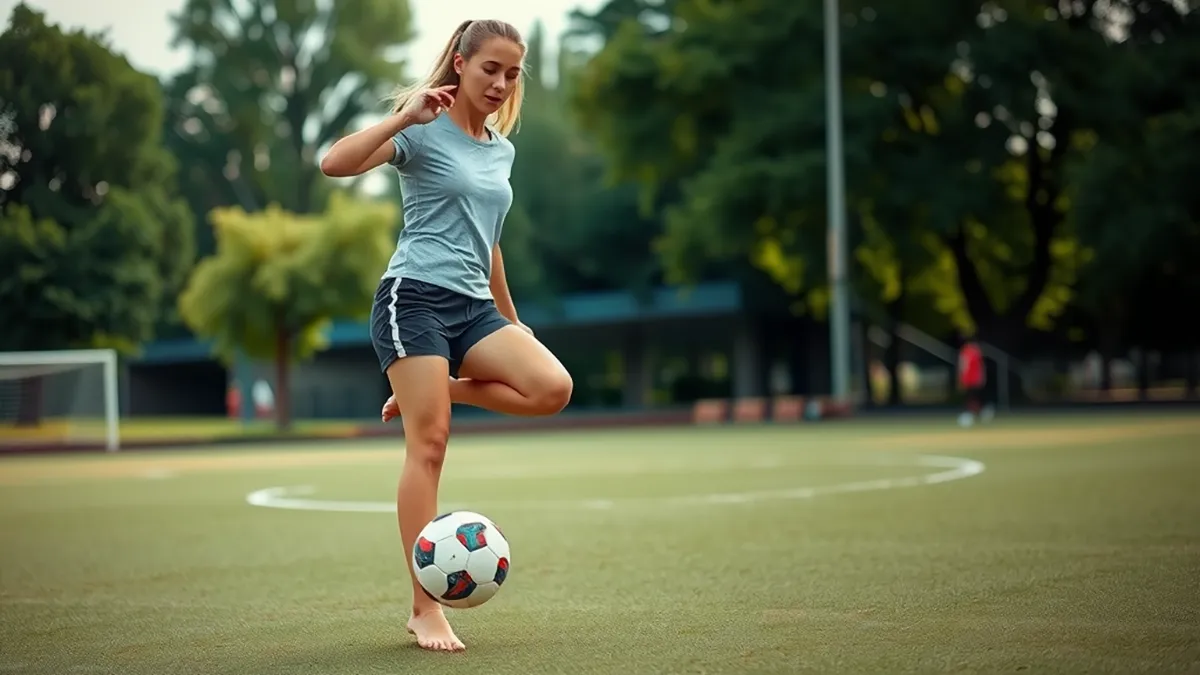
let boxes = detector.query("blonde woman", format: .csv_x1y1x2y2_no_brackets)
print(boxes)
321,19,572,651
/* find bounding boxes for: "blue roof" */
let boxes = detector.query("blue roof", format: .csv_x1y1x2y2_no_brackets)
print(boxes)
132,281,743,365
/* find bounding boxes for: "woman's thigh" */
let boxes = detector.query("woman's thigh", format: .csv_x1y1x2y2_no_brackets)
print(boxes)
456,325,572,399
386,355,452,448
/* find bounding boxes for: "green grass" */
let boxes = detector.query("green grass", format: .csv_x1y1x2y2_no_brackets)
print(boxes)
2,413,1199,674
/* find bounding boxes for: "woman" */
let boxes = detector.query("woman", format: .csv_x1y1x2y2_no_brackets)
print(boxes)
320,19,572,652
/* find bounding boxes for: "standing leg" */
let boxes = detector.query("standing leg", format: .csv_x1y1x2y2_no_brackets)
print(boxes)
386,354,465,652
960,387,981,427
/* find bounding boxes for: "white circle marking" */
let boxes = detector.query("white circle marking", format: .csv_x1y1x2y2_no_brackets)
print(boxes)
244,454,985,513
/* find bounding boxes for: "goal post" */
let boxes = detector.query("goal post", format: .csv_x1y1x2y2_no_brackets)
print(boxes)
0,349,120,452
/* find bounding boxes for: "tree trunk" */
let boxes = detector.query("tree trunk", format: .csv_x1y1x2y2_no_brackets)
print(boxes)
859,321,875,408
1185,350,1199,400
16,377,44,427
1097,303,1126,394
275,327,292,432
787,334,809,396
1099,353,1113,393
946,113,1065,359
885,284,905,406
294,164,316,214
885,329,902,406
1136,348,1151,401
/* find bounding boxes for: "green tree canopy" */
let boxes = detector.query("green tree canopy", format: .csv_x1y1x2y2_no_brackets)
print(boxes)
0,3,194,353
506,22,663,300
1070,2,1200,356
178,192,396,430
163,0,414,257
573,0,1195,354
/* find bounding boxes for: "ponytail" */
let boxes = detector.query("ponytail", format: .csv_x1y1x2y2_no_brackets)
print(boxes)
388,20,470,117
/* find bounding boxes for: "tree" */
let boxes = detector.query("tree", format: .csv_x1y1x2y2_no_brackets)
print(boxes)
177,192,396,430
570,0,963,395
509,22,663,299
1069,1,1200,392
573,0,1155,356
163,0,414,258
0,4,194,421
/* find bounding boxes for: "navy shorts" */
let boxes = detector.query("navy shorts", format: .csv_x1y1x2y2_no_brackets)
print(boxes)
369,277,511,378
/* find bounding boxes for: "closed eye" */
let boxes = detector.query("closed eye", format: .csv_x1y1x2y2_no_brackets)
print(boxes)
482,60,522,78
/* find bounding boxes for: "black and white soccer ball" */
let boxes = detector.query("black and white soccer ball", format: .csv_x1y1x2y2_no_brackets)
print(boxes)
412,511,510,609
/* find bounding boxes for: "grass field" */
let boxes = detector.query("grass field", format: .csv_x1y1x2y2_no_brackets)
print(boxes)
0,417,365,445
2,413,1199,674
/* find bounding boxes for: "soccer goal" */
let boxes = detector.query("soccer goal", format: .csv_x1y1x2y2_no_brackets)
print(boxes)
0,349,120,452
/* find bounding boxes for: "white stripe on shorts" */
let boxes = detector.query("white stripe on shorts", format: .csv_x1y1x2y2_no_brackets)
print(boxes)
388,276,407,358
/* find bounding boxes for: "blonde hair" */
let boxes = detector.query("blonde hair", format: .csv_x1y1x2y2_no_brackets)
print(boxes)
389,19,526,137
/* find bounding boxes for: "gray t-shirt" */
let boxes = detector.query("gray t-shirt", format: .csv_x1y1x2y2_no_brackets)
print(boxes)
384,112,515,300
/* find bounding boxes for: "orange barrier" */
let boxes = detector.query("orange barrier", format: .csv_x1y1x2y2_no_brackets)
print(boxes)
821,398,854,418
692,399,730,425
732,398,767,423
692,395,854,425
771,396,806,422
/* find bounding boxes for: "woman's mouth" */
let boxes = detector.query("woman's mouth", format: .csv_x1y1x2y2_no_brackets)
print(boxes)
484,94,503,105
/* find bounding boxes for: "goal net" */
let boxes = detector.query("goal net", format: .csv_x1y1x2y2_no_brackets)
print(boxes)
0,349,120,452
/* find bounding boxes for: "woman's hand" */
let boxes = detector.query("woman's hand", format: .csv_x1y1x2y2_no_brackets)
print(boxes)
397,85,457,126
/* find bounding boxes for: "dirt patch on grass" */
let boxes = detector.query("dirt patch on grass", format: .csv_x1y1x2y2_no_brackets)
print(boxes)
2,417,1196,486
871,418,1200,453
0,446,400,485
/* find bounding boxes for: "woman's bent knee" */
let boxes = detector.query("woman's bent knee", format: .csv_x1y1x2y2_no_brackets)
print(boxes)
532,371,573,415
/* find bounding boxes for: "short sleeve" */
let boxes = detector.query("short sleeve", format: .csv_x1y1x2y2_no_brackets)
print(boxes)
388,123,427,167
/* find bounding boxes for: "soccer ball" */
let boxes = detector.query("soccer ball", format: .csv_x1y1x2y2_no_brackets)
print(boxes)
412,511,510,609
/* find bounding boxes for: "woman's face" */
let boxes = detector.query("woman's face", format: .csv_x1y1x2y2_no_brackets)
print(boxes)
455,37,524,114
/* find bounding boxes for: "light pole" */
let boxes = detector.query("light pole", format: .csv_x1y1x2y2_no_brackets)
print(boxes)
824,0,851,402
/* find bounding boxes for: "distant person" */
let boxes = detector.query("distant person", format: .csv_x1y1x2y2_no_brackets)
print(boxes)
251,379,274,419
319,20,572,652
225,381,240,419
957,336,990,426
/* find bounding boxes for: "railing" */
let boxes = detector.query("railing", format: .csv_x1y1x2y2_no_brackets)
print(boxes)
865,323,1023,410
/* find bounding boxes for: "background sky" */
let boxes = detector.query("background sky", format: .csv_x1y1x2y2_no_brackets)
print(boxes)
0,0,603,80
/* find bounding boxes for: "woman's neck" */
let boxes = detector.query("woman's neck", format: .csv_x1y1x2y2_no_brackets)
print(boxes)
447,103,489,140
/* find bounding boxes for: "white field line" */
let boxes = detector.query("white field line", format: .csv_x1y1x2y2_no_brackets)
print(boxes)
245,454,986,513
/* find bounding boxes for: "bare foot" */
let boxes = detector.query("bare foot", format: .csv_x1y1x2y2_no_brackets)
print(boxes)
381,396,399,423
406,606,465,652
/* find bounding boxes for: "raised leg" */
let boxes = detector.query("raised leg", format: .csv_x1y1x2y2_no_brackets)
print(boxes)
450,325,573,415
380,325,572,422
